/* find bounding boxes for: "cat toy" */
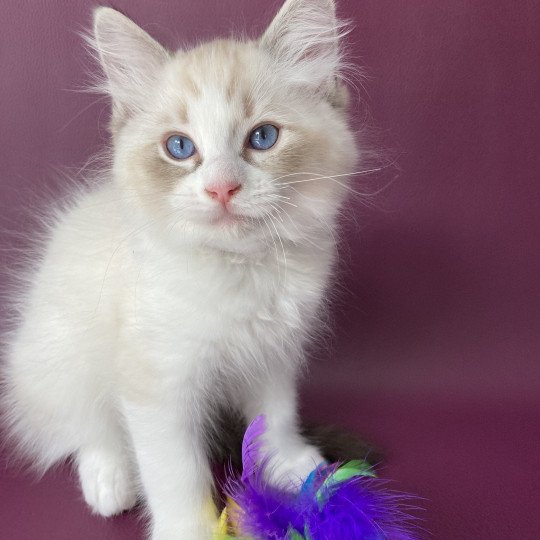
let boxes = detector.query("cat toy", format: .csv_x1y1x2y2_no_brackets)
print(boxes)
213,416,418,540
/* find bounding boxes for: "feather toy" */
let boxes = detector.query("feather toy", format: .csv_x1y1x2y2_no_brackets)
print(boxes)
213,416,419,540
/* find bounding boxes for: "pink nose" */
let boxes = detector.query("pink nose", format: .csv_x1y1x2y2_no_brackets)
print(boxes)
205,182,242,204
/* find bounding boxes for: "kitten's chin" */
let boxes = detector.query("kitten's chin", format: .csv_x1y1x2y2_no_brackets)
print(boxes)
209,212,247,227
178,212,268,256
196,206,262,236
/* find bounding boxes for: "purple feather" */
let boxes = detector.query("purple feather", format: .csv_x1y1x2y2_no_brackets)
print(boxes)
241,414,267,483
225,416,420,540
299,464,418,540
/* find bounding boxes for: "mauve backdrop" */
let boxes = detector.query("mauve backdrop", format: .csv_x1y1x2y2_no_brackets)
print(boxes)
1,1,539,538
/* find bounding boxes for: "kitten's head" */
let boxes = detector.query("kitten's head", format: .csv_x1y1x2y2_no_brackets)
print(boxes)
92,0,358,253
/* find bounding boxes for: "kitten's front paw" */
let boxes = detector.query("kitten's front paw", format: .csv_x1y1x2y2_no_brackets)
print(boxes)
267,444,325,488
77,449,137,517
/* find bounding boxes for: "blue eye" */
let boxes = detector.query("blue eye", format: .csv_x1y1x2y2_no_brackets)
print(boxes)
165,134,196,160
249,124,279,150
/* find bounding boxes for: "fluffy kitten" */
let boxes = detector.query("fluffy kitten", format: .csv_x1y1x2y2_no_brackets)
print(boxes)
2,0,358,538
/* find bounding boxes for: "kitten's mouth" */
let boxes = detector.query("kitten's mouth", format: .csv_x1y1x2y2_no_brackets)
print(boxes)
209,206,248,227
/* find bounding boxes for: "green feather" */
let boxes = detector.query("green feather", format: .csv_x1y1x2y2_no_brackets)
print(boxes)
316,460,376,505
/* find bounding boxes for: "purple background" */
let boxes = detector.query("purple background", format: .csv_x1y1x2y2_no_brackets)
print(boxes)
1,1,539,538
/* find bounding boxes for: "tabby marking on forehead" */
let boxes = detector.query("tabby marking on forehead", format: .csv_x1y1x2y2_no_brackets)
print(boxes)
224,45,241,101
178,101,189,125
182,72,201,99
242,93,255,119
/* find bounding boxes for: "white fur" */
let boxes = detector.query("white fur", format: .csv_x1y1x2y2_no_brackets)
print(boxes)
2,1,359,538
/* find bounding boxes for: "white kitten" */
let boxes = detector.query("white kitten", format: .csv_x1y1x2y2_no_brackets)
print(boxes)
2,0,358,538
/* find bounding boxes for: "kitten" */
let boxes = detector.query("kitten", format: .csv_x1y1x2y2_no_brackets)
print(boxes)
2,0,358,538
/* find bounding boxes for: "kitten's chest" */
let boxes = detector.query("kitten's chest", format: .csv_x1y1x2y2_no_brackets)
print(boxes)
132,248,326,345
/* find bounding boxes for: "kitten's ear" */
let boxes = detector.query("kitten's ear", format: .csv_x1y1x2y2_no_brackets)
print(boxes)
92,7,169,121
260,0,346,94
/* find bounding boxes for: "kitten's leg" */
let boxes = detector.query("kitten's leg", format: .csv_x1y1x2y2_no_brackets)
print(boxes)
122,397,213,540
242,371,325,487
5,318,138,516
76,412,138,517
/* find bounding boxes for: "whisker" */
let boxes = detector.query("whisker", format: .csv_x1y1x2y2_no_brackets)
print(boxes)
93,206,192,312
267,212,288,279
268,203,284,223
268,193,291,201
268,202,319,249
273,199,298,208
57,94,110,133
260,214,281,281
277,168,384,187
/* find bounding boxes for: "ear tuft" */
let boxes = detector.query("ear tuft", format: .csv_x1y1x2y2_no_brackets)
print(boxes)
90,7,169,120
260,0,349,94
